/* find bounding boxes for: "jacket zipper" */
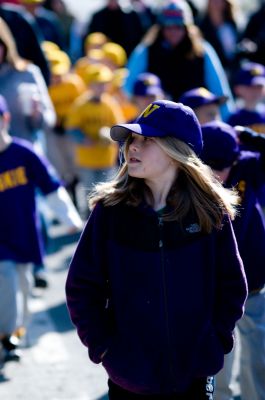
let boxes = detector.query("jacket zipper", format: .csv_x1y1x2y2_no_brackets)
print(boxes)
158,216,177,390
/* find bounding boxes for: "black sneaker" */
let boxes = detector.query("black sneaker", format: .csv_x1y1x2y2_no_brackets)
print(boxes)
34,274,49,288
1,335,20,351
4,349,21,362
1,335,21,363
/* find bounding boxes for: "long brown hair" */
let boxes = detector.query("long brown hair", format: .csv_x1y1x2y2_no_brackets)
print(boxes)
89,136,239,233
0,18,29,71
142,23,204,59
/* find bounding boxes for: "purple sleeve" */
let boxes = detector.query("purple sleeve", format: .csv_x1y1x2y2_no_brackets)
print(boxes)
26,146,61,194
65,202,111,364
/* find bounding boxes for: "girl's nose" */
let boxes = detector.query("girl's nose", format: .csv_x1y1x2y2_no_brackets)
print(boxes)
129,137,140,151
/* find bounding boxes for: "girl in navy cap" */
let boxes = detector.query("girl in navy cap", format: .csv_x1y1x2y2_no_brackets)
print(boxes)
66,100,247,399
201,121,265,400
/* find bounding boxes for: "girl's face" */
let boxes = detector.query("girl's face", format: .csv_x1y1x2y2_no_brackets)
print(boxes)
235,84,265,106
208,0,227,13
162,25,186,47
126,133,177,182
195,103,221,124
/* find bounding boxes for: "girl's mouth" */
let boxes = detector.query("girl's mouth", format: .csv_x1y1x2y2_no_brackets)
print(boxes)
129,157,140,163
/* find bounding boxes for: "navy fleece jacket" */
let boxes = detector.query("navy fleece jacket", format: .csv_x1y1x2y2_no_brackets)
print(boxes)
66,201,247,395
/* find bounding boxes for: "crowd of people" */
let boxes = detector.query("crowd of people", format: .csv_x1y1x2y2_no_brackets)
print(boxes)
0,0,265,399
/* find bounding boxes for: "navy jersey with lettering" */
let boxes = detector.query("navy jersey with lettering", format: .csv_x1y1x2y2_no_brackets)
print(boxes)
0,138,60,264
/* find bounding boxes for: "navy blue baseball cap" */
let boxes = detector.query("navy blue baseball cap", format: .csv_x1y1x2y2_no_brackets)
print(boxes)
0,95,9,115
110,100,203,155
133,73,163,97
200,121,240,170
234,62,265,86
179,87,228,109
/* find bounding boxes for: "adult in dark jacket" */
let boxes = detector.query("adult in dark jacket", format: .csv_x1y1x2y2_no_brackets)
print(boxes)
20,0,66,50
0,2,50,84
124,0,235,121
84,0,146,56
201,121,265,400
239,1,265,66
66,100,247,399
198,0,240,77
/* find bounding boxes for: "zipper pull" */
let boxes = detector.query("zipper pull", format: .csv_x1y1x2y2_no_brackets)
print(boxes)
158,216,163,227
158,217,163,247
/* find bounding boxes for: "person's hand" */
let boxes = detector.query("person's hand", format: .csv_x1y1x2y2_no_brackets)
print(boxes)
66,225,83,235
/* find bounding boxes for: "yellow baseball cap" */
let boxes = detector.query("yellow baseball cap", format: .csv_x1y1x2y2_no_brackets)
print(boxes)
102,42,127,68
82,63,113,85
46,50,71,76
20,0,44,4
84,32,108,52
42,41,60,55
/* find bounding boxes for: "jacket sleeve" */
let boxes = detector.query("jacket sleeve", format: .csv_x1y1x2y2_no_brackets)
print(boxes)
214,216,248,353
65,202,111,364
203,40,235,121
123,44,148,96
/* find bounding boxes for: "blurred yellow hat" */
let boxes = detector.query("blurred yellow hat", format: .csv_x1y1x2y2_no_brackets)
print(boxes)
20,0,44,3
46,50,71,76
42,41,60,55
112,68,129,88
84,32,108,51
86,48,105,63
102,42,127,68
82,63,113,85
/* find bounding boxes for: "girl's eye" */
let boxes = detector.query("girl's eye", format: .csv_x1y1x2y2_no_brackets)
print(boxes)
127,136,134,144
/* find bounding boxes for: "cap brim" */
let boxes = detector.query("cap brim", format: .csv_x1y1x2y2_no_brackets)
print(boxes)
215,95,229,105
202,95,228,106
110,123,164,141
251,77,265,86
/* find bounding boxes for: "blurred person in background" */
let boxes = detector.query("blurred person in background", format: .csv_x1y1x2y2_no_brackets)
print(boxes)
0,0,50,83
179,86,228,124
0,95,82,363
227,62,265,211
45,44,86,206
43,0,76,57
131,71,166,115
124,0,235,121
83,0,147,56
19,0,65,50
0,17,55,153
65,63,124,218
228,62,265,134
198,0,241,79
239,0,265,66
201,121,265,400
0,18,63,288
